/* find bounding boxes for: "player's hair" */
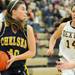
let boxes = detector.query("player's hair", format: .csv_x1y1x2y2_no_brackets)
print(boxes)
54,16,72,31
7,0,25,15
5,0,26,31
71,3,75,10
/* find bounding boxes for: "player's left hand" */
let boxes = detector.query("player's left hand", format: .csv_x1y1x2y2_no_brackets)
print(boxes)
56,61,75,70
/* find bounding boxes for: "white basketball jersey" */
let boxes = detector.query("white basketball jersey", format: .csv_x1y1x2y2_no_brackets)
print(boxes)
59,21,75,61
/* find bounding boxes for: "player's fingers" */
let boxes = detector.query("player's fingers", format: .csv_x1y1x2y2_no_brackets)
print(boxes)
56,65,62,72
6,62,12,69
6,58,14,69
47,49,54,56
7,51,13,58
56,61,63,65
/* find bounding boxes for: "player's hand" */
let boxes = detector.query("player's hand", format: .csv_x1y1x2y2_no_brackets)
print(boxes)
47,49,54,56
56,61,75,70
6,53,16,70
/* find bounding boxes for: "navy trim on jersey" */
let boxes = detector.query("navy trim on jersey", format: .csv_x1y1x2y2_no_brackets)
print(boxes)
0,22,5,37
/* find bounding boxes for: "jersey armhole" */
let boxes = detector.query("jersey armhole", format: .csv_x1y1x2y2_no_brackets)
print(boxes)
0,22,5,37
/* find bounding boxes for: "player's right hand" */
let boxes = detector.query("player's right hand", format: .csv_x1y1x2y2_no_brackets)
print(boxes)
47,49,54,56
6,52,15,70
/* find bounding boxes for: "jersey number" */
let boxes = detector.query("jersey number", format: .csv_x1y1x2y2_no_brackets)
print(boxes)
9,49,20,56
66,40,75,48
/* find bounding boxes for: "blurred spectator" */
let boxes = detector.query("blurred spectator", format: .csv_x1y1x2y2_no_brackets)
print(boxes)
23,0,30,5
58,4,71,18
29,2,36,10
51,0,60,4
43,4,55,27
34,7,42,24
0,0,9,22
38,0,48,11
0,0,5,12
61,0,74,6
0,9,7,22
53,3,62,21
23,0,30,10
27,5,35,25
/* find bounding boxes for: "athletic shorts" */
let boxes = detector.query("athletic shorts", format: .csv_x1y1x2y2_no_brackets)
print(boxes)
0,65,29,75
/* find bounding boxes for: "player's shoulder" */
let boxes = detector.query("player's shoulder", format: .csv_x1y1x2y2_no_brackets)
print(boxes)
57,22,65,30
27,25,33,31
59,21,68,29
0,21,9,32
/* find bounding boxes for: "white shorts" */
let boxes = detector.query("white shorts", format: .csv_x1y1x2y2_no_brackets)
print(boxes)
62,69,75,75
60,57,75,75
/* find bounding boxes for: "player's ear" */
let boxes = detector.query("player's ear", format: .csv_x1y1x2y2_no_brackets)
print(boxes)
12,10,16,15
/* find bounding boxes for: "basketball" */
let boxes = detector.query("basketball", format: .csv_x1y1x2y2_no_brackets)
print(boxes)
0,51,9,71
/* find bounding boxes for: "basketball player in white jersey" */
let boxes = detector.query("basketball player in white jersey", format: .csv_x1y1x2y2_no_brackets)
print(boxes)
48,4,75,75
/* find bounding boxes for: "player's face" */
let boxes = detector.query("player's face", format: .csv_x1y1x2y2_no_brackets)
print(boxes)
71,6,75,21
13,4,27,21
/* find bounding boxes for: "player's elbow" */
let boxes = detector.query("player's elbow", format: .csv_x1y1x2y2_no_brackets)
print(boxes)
30,48,36,57
32,50,36,57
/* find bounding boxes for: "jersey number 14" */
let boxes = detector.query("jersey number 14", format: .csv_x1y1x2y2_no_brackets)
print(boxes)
66,40,75,48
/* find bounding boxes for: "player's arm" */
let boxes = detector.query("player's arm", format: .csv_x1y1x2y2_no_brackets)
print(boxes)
15,25,36,60
71,61,75,68
56,60,75,70
48,23,65,55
